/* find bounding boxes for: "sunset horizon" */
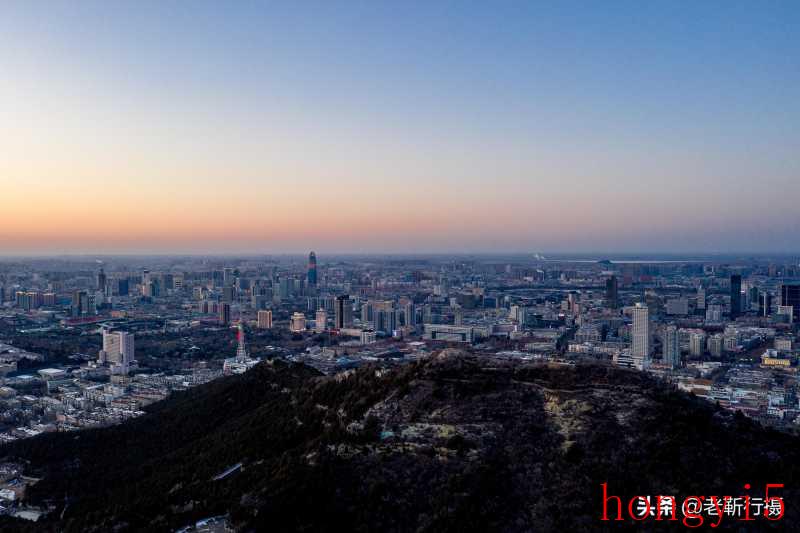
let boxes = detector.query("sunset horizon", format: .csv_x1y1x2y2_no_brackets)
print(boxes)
2,1,798,255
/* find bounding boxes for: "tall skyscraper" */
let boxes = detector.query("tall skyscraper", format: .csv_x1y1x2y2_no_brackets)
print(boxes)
307,251,318,287
631,303,650,369
335,295,353,329
605,275,619,309
689,332,706,357
257,309,273,329
97,268,107,292
696,287,706,310
403,302,416,328
760,292,773,317
99,329,135,374
730,274,742,319
223,267,234,287
315,308,327,333
290,312,306,332
219,302,231,325
780,283,800,321
663,325,679,369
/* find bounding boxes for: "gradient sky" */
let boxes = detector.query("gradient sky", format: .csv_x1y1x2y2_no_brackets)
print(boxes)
1,1,798,255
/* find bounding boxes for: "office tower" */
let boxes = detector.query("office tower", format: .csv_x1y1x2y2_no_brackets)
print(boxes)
748,286,760,312
97,268,107,292
605,275,619,309
117,278,129,296
257,309,273,329
315,309,327,333
290,312,306,332
278,278,291,300
335,295,353,329
403,302,416,328
696,287,706,310
219,302,231,325
663,325,679,368
361,301,373,325
141,269,152,296
223,267,234,287
567,292,578,312
708,334,724,358
222,286,235,303
689,332,706,357
780,283,800,321
99,329,135,374
631,303,650,369
730,274,742,319
307,251,318,287
71,289,93,317
760,293,773,317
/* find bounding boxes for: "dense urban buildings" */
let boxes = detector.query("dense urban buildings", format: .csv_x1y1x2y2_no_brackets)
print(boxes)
1,251,800,525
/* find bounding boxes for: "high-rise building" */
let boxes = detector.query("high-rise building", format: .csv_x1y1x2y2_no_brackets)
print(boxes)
219,302,231,325
361,301,373,325
631,303,650,369
689,332,706,357
663,325,679,368
335,295,353,329
97,268,107,292
403,302,416,328
696,287,706,310
708,334,724,358
222,286,235,303
605,276,619,309
315,309,327,333
307,251,318,287
760,293,773,317
290,312,306,333
780,283,800,321
99,329,135,374
730,274,742,319
257,309,273,329
747,285,760,312
223,267,234,287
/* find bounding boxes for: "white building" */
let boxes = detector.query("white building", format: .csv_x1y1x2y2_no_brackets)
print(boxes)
257,309,273,329
631,303,650,369
315,309,327,333
689,332,706,357
98,330,135,375
290,312,306,333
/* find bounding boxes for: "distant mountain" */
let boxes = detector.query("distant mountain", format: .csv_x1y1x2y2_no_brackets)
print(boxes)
1,352,798,532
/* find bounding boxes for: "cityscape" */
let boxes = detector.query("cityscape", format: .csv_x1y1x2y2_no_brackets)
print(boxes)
1,253,799,524
1,1,799,531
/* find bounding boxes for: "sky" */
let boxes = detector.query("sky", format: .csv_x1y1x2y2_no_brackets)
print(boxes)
0,1,798,255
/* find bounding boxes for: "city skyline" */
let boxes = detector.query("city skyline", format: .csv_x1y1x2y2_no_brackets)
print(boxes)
2,1,799,254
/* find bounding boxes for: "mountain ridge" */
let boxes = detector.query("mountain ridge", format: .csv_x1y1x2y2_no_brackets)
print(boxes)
1,351,798,531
